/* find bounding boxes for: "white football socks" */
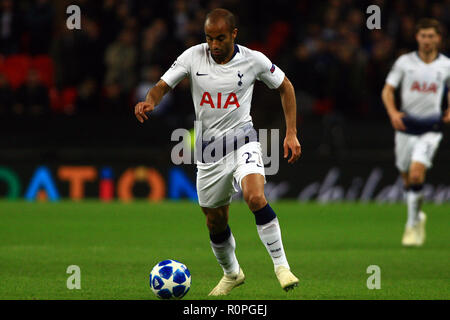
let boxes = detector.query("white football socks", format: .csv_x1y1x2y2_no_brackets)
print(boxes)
406,190,423,228
210,233,240,275
256,217,290,271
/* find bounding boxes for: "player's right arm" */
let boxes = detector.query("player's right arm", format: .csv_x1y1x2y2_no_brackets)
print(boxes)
134,80,171,123
382,55,406,131
381,83,406,131
134,46,194,123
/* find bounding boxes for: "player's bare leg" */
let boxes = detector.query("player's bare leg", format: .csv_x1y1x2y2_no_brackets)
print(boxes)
402,162,427,246
202,205,245,296
409,162,427,245
400,171,416,245
400,172,409,199
241,173,299,291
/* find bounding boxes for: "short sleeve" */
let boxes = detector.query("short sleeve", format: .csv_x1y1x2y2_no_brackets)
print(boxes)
161,47,193,89
253,51,285,89
385,56,405,88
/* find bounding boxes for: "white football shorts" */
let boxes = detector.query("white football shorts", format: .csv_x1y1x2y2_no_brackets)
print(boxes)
196,141,266,208
395,131,442,173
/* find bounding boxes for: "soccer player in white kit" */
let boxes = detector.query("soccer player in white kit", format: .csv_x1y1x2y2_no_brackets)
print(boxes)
382,18,450,247
134,8,301,295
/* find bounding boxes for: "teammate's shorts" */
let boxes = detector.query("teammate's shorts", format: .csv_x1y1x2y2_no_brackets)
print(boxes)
395,131,442,173
196,141,266,208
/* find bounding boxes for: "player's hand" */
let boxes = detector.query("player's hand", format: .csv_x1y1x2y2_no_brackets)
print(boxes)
443,108,450,124
134,101,155,123
389,111,406,131
283,133,301,164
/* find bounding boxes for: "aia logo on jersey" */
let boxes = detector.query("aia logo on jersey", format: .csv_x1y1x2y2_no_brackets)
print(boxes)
200,92,240,109
410,81,437,93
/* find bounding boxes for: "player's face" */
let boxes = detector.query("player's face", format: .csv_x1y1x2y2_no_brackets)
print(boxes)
416,28,441,54
205,19,237,63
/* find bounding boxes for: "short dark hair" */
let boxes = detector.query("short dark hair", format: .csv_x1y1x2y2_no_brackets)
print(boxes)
205,8,236,33
415,18,442,35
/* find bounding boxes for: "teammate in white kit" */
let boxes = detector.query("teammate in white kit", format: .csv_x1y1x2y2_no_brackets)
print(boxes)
382,18,450,247
134,8,301,295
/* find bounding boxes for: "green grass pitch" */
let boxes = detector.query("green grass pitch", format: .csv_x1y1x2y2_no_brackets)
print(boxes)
0,200,448,300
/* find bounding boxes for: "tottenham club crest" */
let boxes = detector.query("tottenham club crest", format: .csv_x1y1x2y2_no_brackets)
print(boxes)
237,71,243,86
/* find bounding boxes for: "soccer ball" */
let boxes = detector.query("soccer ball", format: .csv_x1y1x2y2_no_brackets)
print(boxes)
149,259,191,299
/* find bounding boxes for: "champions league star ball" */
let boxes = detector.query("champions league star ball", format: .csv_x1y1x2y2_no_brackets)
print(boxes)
149,260,191,299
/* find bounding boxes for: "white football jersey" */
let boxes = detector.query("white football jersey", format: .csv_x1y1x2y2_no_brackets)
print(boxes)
386,51,450,117
161,43,285,141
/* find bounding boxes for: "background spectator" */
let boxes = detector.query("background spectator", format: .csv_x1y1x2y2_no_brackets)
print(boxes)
104,28,137,93
0,0,22,55
25,0,55,55
0,72,13,115
13,68,50,116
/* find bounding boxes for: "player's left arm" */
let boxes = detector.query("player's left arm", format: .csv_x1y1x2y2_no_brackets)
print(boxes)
443,90,450,123
278,76,301,164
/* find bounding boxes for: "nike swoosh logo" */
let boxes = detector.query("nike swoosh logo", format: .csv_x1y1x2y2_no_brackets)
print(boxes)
196,72,208,76
267,240,279,246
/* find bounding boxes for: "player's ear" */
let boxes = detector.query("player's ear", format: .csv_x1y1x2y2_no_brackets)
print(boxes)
232,28,238,40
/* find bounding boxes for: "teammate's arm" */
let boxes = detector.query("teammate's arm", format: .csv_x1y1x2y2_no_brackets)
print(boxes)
443,91,450,123
278,76,301,164
134,80,171,123
381,83,406,130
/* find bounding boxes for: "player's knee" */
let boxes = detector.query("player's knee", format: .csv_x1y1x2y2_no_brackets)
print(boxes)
409,171,424,185
244,192,267,211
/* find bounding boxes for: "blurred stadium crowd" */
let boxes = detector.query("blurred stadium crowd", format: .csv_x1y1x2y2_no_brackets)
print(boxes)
0,0,449,128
